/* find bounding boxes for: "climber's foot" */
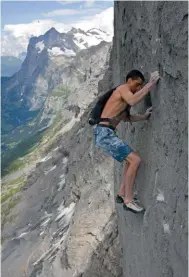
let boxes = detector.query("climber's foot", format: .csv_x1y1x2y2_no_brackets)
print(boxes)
123,200,145,214
116,194,124,203
116,193,138,204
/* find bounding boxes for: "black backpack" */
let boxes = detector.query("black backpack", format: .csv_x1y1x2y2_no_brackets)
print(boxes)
88,87,118,125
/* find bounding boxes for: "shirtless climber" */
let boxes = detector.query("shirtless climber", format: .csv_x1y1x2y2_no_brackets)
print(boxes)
93,70,160,213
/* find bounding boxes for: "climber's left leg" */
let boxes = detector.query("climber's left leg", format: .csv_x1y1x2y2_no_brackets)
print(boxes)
123,152,141,202
118,161,129,197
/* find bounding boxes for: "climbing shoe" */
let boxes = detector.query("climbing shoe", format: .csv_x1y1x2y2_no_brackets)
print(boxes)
123,200,145,214
116,195,124,203
116,193,138,204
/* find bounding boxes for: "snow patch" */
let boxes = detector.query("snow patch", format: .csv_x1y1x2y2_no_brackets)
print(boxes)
73,27,111,50
41,217,51,227
33,229,69,267
73,32,104,49
48,46,75,57
63,47,76,56
153,170,159,197
41,155,51,163
73,35,86,50
12,232,28,240
48,47,64,56
87,28,112,42
76,68,85,75
44,165,56,175
40,211,52,228
36,41,45,53
59,117,80,135
155,171,158,187
55,202,75,225
62,157,68,165
58,175,65,191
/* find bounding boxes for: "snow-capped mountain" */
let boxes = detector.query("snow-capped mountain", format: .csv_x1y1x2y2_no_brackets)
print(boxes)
2,26,111,137
1,7,113,58
70,28,112,51
34,27,112,58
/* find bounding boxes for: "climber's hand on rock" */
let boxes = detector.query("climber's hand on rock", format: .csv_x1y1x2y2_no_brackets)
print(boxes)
145,107,152,120
149,71,160,85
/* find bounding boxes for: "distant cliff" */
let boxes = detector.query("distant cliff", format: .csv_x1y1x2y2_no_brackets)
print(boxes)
2,27,111,172
2,27,111,136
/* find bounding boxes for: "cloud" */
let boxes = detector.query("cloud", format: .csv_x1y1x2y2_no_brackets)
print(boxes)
43,9,84,17
1,33,27,57
57,0,79,3
58,0,113,6
57,0,90,5
43,7,101,17
85,0,95,7
3,19,70,38
1,7,113,57
74,7,113,34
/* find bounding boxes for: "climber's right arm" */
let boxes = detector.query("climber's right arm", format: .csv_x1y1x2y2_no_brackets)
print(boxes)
120,71,160,107
120,83,154,106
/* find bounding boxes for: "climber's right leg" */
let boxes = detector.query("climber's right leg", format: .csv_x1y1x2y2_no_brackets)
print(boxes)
123,152,145,213
118,161,129,198
124,152,141,203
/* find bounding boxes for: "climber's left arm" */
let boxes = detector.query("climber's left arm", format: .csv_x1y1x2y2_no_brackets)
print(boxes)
123,107,152,122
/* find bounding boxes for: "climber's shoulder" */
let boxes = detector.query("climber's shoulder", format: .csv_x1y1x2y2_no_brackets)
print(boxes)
116,84,131,99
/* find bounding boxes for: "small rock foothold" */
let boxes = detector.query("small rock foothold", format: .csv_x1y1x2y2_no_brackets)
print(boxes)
157,191,165,202
163,223,170,234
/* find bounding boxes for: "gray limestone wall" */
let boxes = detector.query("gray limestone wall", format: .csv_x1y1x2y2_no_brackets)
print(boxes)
113,2,188,277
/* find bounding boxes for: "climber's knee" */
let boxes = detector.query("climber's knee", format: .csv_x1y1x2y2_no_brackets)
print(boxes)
126,152,141,168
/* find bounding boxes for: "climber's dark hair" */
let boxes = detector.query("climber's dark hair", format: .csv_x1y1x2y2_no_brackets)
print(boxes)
126,70,145,83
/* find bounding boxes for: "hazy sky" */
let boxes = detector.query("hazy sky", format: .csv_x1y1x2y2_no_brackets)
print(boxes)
2,1,113,27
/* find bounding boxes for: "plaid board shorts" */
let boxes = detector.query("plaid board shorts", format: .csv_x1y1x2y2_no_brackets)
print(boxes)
93,124,133,162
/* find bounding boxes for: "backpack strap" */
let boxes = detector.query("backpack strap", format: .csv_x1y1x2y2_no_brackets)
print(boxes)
88,117,114,125
88,85,121,126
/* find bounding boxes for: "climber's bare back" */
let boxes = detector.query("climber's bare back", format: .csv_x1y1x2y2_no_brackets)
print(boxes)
100,84,130,125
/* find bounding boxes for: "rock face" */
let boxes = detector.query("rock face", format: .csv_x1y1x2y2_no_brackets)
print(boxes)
113,2,188,277
1,103,122,277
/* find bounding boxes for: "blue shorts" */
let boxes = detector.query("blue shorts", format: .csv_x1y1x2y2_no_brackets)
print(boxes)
93,124,133,162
